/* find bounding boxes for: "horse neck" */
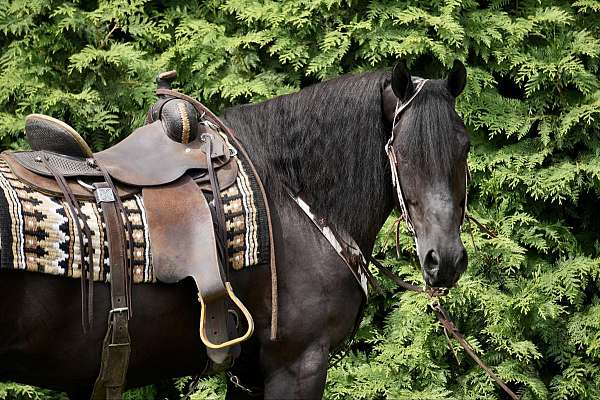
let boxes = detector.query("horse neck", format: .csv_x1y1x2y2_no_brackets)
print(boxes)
223,77,394,252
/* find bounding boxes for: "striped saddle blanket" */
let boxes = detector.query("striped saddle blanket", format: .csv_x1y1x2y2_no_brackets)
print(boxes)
0,150,270,283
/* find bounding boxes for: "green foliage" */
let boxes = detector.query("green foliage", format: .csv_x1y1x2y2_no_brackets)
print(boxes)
0,0,599,399
0,382,66,400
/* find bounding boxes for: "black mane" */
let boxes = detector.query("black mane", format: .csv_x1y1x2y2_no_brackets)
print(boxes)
397,79,467,179
222,71,394,246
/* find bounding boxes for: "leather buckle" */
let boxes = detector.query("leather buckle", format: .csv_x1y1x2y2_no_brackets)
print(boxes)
109,307,129,316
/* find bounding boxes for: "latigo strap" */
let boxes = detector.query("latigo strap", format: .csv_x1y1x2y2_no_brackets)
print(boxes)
91,182,131,400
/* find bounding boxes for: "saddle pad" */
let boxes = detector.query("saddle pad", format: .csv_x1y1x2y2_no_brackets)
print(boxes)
0,147,270,282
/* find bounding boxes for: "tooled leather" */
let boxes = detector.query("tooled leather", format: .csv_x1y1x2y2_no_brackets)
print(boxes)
26,117,92,158
1,153,140,200
11,151,103,177
1,150,238,200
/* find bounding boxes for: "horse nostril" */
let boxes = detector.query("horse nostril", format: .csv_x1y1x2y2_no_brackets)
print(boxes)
424,249,440,270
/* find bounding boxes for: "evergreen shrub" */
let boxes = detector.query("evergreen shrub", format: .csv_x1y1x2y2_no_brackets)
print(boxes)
0,0,599,398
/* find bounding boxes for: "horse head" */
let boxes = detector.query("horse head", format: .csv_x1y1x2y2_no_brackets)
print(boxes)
383,60,470,289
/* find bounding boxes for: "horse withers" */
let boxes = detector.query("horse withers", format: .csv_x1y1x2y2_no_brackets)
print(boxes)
0,60,469,399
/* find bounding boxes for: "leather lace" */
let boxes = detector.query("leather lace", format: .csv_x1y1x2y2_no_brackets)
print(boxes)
41,153,95,332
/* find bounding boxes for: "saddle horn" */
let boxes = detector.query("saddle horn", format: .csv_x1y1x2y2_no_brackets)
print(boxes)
148,70,200,144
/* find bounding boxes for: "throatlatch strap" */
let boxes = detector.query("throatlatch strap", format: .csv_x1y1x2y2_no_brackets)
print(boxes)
91,182,130,400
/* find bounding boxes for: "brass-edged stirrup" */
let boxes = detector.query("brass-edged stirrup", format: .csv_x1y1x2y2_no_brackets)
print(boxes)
199,282,254,349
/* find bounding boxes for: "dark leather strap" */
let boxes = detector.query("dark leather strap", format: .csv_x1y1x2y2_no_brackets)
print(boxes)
369,256,424,293
41,153,94,332
289,188,518,399
431,302,519,400
370,256,519,400
91,182,131,400
226,128,279,341
156,88,279,341
156,87,279,340
204,135,229,273
97,165,134,316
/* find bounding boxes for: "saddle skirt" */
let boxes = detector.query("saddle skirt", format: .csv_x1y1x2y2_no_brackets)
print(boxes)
0,135,270,281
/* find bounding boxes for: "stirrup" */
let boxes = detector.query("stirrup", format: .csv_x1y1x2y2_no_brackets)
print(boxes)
199,282,254,349
25,114,93,158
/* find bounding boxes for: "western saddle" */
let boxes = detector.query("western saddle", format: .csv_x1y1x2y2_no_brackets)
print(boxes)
1,71,265,399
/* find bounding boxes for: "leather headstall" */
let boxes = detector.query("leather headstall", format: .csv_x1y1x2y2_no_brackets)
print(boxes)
385,78,470,252
289,77,517,400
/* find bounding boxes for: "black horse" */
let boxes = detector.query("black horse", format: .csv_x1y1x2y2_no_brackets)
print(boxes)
0,61,469,399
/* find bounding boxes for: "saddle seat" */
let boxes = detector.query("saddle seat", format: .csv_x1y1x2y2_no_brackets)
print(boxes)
7,113,238,199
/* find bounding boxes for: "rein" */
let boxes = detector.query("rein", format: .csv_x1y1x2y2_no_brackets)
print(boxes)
368,256,519,400
289,78,519,399
383,79,517,399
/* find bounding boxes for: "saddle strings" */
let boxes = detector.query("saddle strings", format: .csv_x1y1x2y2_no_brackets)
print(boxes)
41,154,95,332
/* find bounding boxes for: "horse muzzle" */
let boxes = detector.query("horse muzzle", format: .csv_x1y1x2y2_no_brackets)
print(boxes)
421,243,467,289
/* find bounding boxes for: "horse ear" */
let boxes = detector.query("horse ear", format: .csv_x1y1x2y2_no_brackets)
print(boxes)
447,60,467,97
391,61,414,101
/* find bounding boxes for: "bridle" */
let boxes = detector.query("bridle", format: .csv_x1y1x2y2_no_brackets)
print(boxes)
286,75,518,400
385,78,428,237
384,78,469,259
376,79,519,399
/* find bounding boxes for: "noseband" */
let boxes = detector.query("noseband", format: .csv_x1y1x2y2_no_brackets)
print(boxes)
384,78,469,256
